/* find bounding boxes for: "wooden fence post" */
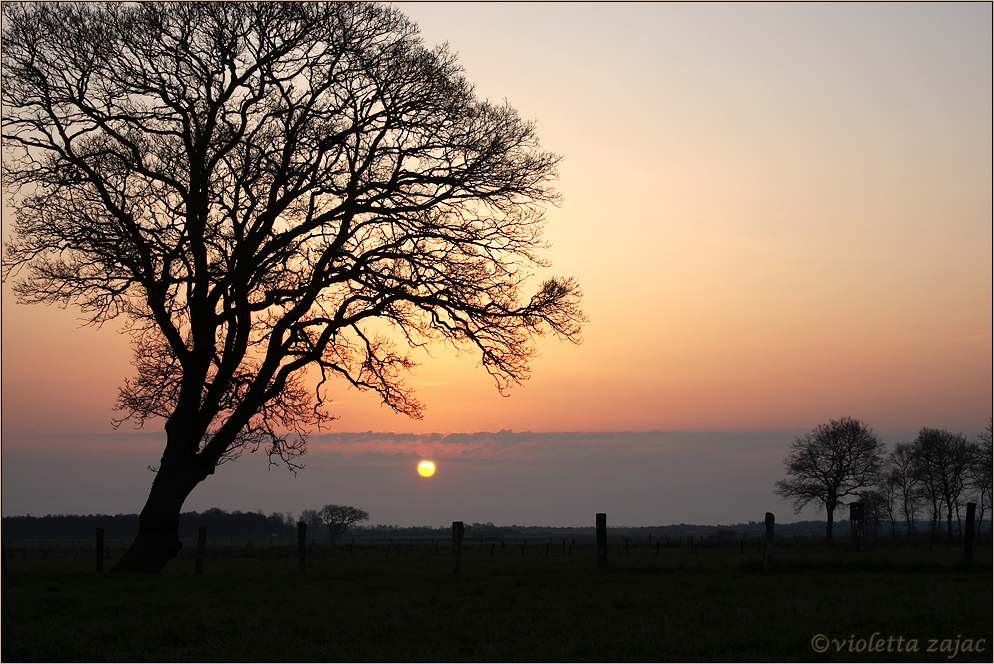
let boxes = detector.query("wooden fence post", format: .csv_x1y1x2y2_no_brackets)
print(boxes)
95,528,105,572
452,521,464,573
596,513,607,568
762,512,774,574
297,522,307,573
195,525,207,574
964,502,976,565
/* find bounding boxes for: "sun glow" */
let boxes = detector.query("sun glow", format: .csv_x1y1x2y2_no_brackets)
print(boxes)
417,460,436,477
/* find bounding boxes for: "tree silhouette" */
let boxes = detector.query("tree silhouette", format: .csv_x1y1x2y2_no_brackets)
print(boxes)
969,420,993,533
773,416,885,544
886,442,925,541
318,504,369,542
2,2,584,573
911,428,974,542
298,509,323,535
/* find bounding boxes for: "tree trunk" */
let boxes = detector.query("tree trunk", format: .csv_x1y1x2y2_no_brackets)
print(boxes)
825,505,834,545
112,445,205,573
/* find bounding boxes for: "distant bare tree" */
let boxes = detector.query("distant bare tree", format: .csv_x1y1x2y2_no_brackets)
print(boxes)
856,487,887,540
298,509,323,534
911,428,973,542
318,504,369,542
283,511,298,531
876,471,901,541
887,442,925,540
967,419,993,534
774,417,885,544
1,2,583,573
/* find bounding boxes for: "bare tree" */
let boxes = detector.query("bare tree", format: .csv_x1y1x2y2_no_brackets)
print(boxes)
283,511,298,531
299,509,323,534
1,2,584,573
967,419,993,535
876,471,901,542
911,428,973,542
887,442,925,540
318,504,369,542
856,487,887,541
910,433,944,538
773,417,885,544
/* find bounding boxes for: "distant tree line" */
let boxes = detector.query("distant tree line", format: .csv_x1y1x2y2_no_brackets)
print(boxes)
2,508,296,541
2,504,378,542
776,417,992,543
2,510,911,543
353,524,463,537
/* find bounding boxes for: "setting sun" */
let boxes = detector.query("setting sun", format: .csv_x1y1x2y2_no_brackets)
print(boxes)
417,460,436,477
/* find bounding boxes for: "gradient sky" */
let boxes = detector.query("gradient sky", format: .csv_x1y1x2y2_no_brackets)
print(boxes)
2,3,991,527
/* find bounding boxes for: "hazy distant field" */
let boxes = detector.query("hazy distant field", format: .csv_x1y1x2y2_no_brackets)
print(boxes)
2,537,991,662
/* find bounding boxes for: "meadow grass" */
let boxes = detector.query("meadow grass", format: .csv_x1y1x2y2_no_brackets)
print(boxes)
2,539,991,662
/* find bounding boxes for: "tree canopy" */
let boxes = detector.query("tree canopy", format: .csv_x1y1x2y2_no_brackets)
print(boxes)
318,504,369,541
773,416,885,543
1,1,583,572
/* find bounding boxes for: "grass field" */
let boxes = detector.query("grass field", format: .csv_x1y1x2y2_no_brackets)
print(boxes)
2,537,991,662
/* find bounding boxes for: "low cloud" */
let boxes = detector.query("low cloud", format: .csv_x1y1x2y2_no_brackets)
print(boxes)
310,429,801,463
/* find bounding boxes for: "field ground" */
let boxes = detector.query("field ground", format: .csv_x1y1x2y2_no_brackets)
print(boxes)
2,537,991,662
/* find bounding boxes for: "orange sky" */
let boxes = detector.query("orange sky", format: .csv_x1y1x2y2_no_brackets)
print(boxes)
2,3,991,523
